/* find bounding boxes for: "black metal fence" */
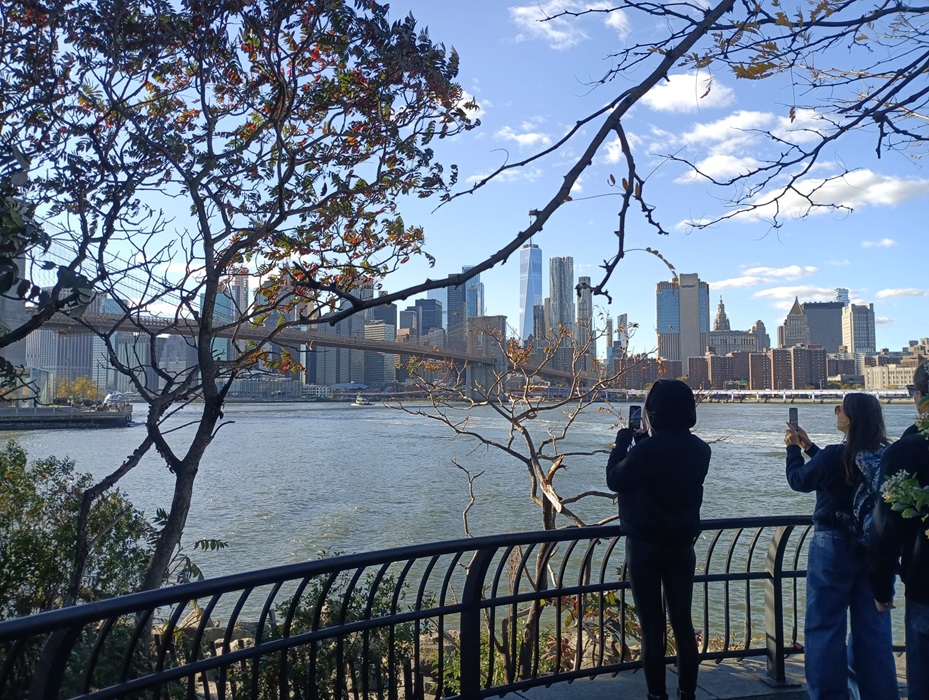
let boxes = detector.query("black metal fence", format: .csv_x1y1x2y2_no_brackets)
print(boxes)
0,516,835,699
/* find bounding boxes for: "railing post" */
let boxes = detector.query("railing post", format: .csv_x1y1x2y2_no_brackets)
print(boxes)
459,548,495,700
763,525,794,686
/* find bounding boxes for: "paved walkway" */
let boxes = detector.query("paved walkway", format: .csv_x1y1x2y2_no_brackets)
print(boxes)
518,653,908,699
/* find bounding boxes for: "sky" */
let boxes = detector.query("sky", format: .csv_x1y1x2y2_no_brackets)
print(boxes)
372,1,929,356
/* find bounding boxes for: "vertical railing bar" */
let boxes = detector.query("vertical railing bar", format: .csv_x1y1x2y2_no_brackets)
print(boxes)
249,580,285,700
387,557,416,700
619,547,631,673
304,569,344,700
531,541,558,679
187,592,224,700
742,526,766,652
764,524,795,684
486,544,520,687
215,586,256,700
155,598,194,689
721,528,746,654
702,529,725,655
279,573,316,700
550,540,581,675
412,553,443,700
83,614,119,693
573,538,599,675
334,565,367,700
434,551,464,699
459,547,495,699
597,535,623,670
790,525,811,647
359,561,393,699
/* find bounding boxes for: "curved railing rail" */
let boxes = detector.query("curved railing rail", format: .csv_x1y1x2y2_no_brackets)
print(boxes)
1,516,830,699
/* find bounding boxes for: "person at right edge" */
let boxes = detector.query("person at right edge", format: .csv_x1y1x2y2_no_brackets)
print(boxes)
785,393,898,700
606,379,710,700
869,361,929,700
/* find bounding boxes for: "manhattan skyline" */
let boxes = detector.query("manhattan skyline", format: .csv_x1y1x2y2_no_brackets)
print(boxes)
344,1,929,354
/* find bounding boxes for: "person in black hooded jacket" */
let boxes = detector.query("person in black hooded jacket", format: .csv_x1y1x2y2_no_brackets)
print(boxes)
606,379,711,700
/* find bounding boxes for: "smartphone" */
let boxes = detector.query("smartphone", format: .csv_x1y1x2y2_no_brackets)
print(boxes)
788,407,798,430
628,404,642,431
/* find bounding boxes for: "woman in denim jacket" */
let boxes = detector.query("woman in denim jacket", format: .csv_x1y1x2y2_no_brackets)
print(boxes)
785,393,897,700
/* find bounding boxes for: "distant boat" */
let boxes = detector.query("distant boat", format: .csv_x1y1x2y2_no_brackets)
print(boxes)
351,394,374,407
103,392,141,404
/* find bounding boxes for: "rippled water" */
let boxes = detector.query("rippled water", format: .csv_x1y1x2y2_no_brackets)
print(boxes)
9,399,919,580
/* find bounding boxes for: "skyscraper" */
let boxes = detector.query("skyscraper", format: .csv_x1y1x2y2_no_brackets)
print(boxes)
778,297,811,348
656,273,709,363
415,298,443,336
801,301,844,352
427,287,447,329
446,280,467,352
842,302,876,354
548,256,575,332
519,243,543,342
576,276,595,367
463,265,485,319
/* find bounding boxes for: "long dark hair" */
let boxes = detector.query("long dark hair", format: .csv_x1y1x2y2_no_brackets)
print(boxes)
841,393,887,484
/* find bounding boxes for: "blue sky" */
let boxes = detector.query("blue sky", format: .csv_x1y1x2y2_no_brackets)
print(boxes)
379,1,929,355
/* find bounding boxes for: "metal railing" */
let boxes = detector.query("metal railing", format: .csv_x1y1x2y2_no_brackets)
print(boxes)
0,516,825,699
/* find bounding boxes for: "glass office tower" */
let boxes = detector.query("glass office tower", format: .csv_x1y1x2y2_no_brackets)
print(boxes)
519,243,543,342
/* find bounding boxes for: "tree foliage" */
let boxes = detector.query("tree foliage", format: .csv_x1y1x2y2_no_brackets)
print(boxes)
54,375,103,403
1,0,479,592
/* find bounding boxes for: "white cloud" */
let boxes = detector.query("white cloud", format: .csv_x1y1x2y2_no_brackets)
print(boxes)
861,238,897,248
875,288,929,299
509,2,629,50
494,124,552,148
640,72,735,113
753,286,837,301
465,167,544,185
827,259,851,267
730,170,929,223
709,265,816,290
875,316,895,326
709,275,769,289
771,108,831,144
676,154,761,182
680,110,774,148
743,265,817,279
603,136,624,164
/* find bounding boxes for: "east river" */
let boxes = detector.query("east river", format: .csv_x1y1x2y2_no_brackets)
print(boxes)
7,400,920,580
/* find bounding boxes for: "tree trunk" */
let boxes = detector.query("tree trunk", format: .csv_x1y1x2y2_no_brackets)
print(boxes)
141,462,198,591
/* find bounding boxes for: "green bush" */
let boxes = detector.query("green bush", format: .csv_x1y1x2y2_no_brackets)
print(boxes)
0,439,151,619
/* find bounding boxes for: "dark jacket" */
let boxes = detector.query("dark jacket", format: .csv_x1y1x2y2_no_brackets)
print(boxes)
868,432,929,605
606,428,710,545
785,443,855,530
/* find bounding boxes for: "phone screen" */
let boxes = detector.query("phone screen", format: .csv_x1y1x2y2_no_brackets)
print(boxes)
788,407,798,429
629,405,642,430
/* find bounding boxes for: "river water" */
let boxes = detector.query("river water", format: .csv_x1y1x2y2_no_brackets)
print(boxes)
7,400,919,580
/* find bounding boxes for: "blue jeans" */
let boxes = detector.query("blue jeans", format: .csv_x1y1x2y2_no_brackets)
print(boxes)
804,529,898,700
906,598,929,700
